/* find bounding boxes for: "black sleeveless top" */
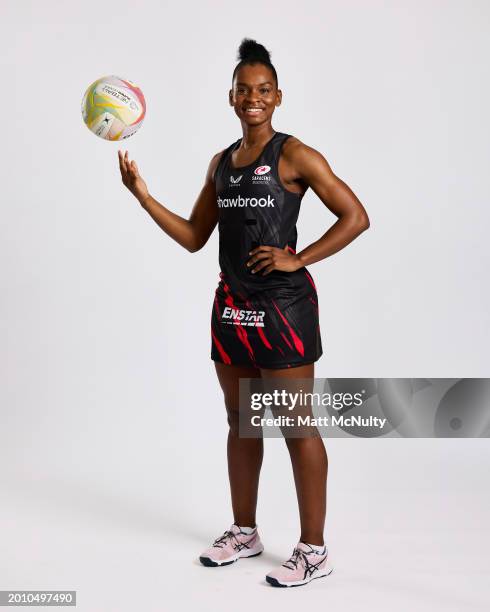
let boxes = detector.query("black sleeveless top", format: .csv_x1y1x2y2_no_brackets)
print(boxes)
213,131,311,302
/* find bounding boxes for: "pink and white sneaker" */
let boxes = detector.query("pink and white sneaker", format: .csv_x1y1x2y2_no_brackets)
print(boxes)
266,541,334,587
199,524,264,567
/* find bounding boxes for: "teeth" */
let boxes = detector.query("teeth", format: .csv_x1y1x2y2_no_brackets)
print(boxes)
245,108,262,113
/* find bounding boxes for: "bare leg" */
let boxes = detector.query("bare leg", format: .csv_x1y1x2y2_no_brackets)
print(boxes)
215,362,263,527
260,363,328,546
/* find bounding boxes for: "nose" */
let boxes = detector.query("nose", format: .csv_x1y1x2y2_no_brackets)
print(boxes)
245,89,261,104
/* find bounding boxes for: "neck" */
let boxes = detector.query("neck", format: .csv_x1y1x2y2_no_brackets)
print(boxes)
240,123,275,149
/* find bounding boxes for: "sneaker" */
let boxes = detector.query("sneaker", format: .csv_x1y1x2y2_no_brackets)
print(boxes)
266,541,334,587
199,524,264,567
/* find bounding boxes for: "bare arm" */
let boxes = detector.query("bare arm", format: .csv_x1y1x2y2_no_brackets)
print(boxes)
118,149,222,253
289,140,370,267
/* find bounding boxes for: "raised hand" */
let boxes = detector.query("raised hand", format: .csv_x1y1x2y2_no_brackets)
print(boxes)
118,149,149,204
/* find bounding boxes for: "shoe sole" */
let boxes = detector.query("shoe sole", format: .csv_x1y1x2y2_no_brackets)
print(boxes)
200,548,264,567
266,564,334,587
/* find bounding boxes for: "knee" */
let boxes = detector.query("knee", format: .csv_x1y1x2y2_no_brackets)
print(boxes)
284,436,305,453
225,400,240,435
285,435,326,457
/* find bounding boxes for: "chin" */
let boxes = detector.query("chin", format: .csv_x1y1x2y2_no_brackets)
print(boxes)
241,114,269,124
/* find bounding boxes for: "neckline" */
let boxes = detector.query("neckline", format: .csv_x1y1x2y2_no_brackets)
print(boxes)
229,132,278,170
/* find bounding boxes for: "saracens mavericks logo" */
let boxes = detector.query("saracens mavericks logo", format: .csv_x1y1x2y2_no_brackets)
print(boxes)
252,165,271,182
221,306,265,327
254,165,270,175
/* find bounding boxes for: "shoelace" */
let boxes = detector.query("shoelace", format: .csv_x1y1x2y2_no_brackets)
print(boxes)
213,530,241,549
283,547,304,570
283,546,326,571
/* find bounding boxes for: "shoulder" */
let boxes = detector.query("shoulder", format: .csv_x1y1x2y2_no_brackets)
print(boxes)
206,147,228,183
281,135,333,180
282,135,326,164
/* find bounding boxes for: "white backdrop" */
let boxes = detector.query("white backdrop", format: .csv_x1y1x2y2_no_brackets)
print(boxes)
1,1,489,610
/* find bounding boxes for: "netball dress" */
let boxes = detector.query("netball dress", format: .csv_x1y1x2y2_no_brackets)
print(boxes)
211,131,322,369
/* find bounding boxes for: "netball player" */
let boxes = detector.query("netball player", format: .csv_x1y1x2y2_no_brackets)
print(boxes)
118,38,369,587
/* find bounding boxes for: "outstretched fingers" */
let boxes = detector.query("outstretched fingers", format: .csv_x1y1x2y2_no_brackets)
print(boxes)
118,149,140,179
130,159,140,177
117,149,126,176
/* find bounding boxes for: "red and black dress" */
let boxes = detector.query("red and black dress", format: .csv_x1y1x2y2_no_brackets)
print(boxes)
211,131,322,369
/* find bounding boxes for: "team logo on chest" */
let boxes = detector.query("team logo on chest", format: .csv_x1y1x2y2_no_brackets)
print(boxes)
254,165,271,175
252,165,271,182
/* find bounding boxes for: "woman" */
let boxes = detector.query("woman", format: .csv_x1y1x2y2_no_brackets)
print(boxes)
118,38,369,588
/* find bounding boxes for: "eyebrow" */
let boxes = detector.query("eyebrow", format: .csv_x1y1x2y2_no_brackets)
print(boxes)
236,81,273,86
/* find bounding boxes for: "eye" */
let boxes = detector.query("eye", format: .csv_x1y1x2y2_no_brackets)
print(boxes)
260,88,271,94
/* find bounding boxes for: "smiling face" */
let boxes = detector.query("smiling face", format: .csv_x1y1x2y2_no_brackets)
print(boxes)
229,63,282,126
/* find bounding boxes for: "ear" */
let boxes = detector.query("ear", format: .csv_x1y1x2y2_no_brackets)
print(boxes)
276,89,282,107
228,89,233,106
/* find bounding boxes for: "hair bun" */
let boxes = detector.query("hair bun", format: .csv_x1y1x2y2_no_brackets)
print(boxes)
237,38,271,63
